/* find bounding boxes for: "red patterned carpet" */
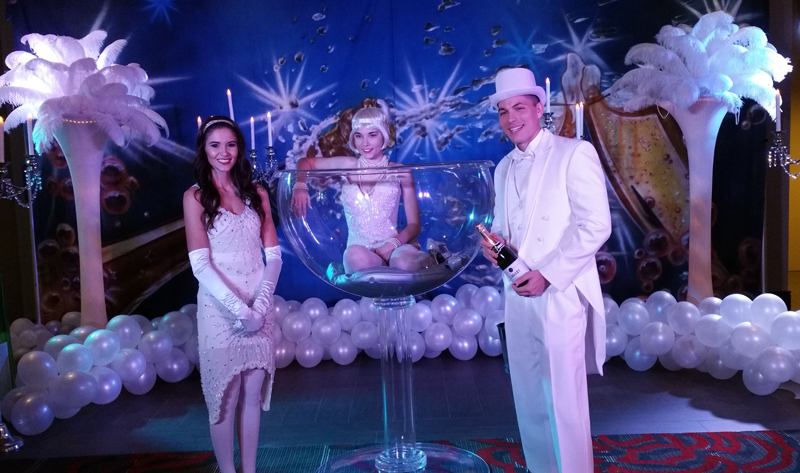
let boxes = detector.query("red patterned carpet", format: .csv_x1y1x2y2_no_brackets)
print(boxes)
2,431,799,472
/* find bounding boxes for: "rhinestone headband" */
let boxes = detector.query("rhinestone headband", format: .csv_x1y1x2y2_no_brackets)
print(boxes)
202,118,233,134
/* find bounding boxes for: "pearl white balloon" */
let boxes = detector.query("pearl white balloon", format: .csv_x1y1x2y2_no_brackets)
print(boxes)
183,335,200,366
667,301,701,336
605,324,628,359
719,294,752,327
718,340,753,371
123,363,157,395
17,351,58,391
618,299,650,336
671,335,707,369
477,327,503,357
10,317,35,335
365,344,383,360
70,325,97,343
89,366,122,405
17,329,37,348
756,346,796,383
645,291,676,324
137,331,173,364
484,310,505,339
423,347,442,359
329,333,358,365
129,314,154,335
471,286,502,316
657,351,683,372
430,294,462,325
274,339,296,369
56,343,94,373
705,347,737,380
44,320,62,335
424,322,453,352
406,303,433,333
109,348,148,382
350,321,379,349
331,299,361,331
455,284,479,309
281,312,312,343
771,311,800,350
639,322,675,356
448,334,478,361
1,387,30,422
694,314,733,348
698,297,722,315
301,297,328,322
272,296,291,327
359,298,380,324
452,309,483,337
84,329,121,367
11,391,53,435
158,311,194,346
179,303,198,317
749,293,787,331
623,337,657,371
155,348,193,383
742,360,779,396
311,316,342,346
61,311,82,327
295,338,324,368
730,322,773,358
407,331,426,362
106,315,143,349
603,297,619,326
48,371,98,409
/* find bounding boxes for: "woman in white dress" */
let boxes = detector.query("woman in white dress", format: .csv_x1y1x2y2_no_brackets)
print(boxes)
291,102,431,273
183,116,281,473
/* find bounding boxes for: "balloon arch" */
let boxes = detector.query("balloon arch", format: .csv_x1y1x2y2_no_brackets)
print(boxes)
3,286,798,436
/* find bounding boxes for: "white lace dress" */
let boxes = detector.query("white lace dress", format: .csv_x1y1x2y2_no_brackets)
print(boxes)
197,205,276,424
341,175,401,249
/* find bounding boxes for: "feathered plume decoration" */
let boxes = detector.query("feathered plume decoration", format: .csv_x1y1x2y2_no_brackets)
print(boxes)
608,11,792,117
0,30,168,152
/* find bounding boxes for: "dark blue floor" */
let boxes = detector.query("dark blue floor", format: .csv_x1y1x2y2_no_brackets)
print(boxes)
2,352,800,460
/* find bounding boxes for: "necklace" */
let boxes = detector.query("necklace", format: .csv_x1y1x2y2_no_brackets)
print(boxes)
356,154,389,195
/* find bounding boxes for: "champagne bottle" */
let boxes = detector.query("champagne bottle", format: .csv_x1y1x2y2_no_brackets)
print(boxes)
476,223,530,286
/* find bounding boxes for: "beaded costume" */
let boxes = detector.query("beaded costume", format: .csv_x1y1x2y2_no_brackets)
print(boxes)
340,174,401,249
196,204,277,424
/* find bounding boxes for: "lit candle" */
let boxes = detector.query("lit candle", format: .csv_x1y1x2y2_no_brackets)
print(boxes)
574,103,580,139
267,111,273,147
0,117,5,164
26,114,34,155
227,89,234,120
250,116,255,150
775,89,781,132
545,78,551,114
197,116,202,130
579,102,584,139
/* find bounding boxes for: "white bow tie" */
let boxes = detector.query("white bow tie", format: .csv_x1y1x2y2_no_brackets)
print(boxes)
509,146,535,162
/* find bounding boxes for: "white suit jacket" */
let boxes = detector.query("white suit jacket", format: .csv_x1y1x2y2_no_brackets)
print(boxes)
492,130,612,373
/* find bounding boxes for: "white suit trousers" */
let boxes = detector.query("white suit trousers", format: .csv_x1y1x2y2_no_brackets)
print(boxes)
505,283,593,473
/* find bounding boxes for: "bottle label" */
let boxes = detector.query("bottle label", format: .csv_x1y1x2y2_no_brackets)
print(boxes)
505,258,530,282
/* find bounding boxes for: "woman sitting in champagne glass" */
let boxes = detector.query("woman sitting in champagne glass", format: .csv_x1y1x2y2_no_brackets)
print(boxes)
291,101,432,274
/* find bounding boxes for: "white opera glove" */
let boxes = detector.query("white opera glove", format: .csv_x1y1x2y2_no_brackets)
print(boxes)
251,246,282,319
189,248,259,333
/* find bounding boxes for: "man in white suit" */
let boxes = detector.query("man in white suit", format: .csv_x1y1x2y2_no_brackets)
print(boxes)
481,67,611,473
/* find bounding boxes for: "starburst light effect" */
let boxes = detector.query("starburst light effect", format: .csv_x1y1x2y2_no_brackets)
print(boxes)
144,0,178,25
549,15,616,72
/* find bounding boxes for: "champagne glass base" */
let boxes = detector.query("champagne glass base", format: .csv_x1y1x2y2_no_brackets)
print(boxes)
315,443,489,473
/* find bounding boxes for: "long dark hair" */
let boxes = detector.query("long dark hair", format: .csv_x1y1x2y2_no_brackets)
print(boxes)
194,116,264,230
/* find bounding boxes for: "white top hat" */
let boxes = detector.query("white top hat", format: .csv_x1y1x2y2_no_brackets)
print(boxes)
489,68,547,108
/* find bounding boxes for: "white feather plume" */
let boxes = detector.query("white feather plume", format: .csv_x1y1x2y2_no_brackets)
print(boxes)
608,11,792,116
0,29,167,152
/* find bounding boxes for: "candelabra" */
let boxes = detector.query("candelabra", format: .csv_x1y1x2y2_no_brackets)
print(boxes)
0,154,42,207
250,146,280,183
543,111,555,134
768,131,798,179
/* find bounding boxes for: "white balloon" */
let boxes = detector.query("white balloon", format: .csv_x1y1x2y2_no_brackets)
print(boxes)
452,309,483,337
756,346,796,383
645,291,676,324
471,286,502,316
10,318,35,335
282,312,312,343
295,338,324,368
430,294,462,325
130,314,155,335
749,293,787,331
359,298,380,324
109,348,148,382
424,322,453,352
718,340,753,371
667,301,701,336
123,363,157,395
137,331,173,364
605,324,628,359
407,331,426,362
484,310,505,339
618,299,650,336
89,366,122,405
183,335,200,366
61,311,82,327
106,315,143,350
705,347,737,380
698,297,722,315
158,311,194,346
448,334,478,361
331,299,361,331
657,351,683,372
671,335,707,369
155,348,193,383
719,294,752,327
84,329,121,367
274,339,296,369
639,322,675,356
17,351,58,391
11,391,53,435
730,322,773,358
623,337,657,371
603,297,619,326
455,284,478,309
771,311,800,350
272,296,291,327
301,297,328,321
329,333,358,365
694,314,733,348
406,303,433,333
56,343,94,373
311,316,342,346
742,360,779,396
350,321,379,349
477,327,503,357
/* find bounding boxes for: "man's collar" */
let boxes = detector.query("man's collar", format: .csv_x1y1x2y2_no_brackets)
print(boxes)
509,128,545,161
